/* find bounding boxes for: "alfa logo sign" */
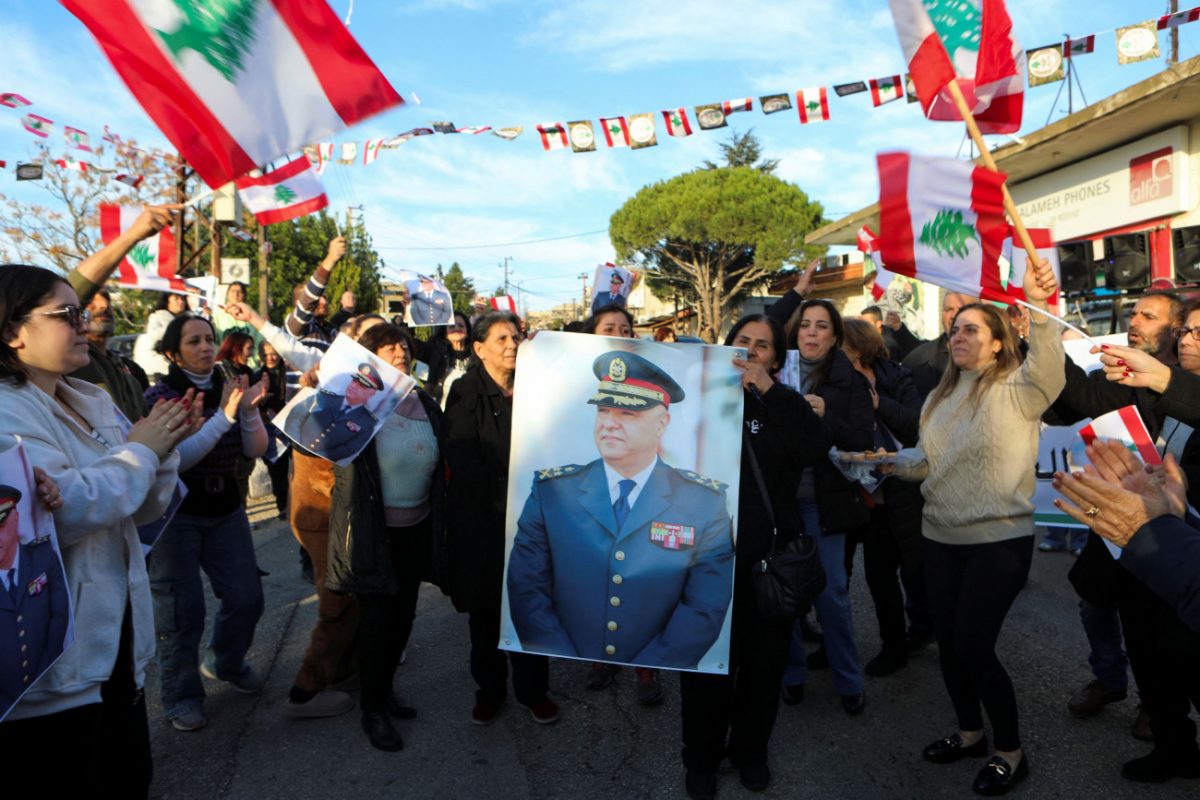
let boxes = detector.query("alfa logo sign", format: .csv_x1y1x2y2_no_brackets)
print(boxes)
1129,147,1173,206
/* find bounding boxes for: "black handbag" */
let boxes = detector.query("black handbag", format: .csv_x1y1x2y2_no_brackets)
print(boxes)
744,439,827,620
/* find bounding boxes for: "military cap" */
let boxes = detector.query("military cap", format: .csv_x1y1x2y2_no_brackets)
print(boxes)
0,484,21,520
351,362,384,391
588,351,684,410
608,272,625,285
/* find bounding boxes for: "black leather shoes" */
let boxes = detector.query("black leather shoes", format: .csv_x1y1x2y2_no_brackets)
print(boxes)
387,695,417,720
1121,747,1200,782
362,711,404,751
737,763,770,792
840,692,866,716
923,733,989,764
972,755,1028,796
684,770,717,800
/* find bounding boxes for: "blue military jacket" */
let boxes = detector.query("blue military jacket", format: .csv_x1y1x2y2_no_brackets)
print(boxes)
1,540,70,714
295,389,378,463
507,458,734,669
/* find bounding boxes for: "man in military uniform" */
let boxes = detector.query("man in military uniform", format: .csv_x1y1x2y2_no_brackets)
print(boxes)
406,277,452,326
591,271,628,316
286,363,384,464
0,485,70,716
507,351,734,670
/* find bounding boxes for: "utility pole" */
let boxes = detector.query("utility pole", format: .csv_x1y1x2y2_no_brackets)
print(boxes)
1170,0,1180,65
499,256,512,294
578,272,589,319
256,220,269,317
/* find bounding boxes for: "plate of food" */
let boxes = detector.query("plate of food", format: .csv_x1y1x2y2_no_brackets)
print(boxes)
833,449,900,465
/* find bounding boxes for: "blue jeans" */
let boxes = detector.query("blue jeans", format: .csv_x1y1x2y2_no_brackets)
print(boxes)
1080,599,1128,691
1042,527,1087,551
783,497,864,695
148,509,265,719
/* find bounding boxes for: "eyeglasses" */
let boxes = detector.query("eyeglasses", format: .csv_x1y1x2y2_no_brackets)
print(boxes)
24,305,92,330
1173,326,1200,342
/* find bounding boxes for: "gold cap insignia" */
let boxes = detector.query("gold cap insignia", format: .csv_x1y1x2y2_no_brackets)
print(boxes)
608,357,627,382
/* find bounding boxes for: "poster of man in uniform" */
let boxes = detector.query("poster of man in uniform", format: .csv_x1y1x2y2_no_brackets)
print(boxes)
590,263,636,315
500,332,744,674
403,272,454,326
0,440,72,721
273,334,416,467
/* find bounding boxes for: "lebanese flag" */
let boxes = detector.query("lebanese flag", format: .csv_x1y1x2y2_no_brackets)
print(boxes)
1079,406,1161,466
0,92,31,108
115,173,144,188
99,202,185,292
877,151,1011,303
869,75,904,107
721,98,753,114
999,226,1060,308
795,88,830,123
64,126,92,152
857,225,895,301
362,138,384,165
306,142,333,174
888,0,1025,134
62,0,403,189
536,123,568,151
1064,35,1095,56
600,117,631,148
1158,8,1200,29
56,155,89,172
662,108,693,137
21,113,51,137
489,295,518,314
234,157,328,225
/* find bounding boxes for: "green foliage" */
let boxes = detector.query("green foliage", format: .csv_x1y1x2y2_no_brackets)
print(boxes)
440,262,476,317
918,209,977,259
702,129,779,174
609,166,825,331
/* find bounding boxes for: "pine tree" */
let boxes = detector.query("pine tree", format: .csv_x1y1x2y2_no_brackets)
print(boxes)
702,129,779,174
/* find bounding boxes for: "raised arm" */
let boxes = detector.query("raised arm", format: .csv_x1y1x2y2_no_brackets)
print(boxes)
285,236,345,337
69,205,180,304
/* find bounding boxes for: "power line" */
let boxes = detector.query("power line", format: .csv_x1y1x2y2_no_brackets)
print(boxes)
373,228,609,251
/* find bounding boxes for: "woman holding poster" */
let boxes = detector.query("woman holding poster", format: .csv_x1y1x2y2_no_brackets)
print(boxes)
0,264,190,793
678,314,831,799
891,258,1063,796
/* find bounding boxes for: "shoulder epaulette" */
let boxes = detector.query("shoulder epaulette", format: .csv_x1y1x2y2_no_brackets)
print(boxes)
534,464,584,482
678,469,728,493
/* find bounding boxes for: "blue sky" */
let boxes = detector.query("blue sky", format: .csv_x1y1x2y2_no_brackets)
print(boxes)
0,0,1196,311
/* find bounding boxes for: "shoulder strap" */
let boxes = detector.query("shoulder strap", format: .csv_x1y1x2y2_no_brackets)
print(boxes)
741,435,778,557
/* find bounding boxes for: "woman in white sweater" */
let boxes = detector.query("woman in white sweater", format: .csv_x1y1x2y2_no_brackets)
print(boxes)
0,264,193,795
893,257,1064,797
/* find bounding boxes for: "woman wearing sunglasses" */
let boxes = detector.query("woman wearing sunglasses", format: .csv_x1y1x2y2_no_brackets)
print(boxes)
0,265,193,795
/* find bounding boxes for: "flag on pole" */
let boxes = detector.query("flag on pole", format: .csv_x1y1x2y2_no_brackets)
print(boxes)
363,138,384,165
21,113,51,137
568,120,596,153
1115,21,1160,64
234,158,329,225
628,113,657,149
99,202,184,292
869,75,904,106
62,0,403,189
114,173,145,189
1064,35,1095,56
489,295,518,314
600,116,631,148
662,108,693,136
999,226,1060,307
0,92,31,108
55,156,89,172
721,98,754,114
1158,8,1200,29
759,94,792,114
536,123,568,151
64,126,92,152
795,88,830,123
877,151,1011,303
338,142,357,164
888,0,1025,134
1079,406,1161,466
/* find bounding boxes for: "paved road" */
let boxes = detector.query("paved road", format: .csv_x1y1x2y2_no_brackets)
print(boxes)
145,497,1197,799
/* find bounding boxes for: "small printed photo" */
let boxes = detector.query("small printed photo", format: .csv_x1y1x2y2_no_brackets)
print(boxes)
401,272,454,326
590,263,636,316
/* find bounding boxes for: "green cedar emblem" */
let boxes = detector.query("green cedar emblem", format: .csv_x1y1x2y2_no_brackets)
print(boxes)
274,183,298,205
806,101,821,112
128,242,153,269
923,0,982,60
155,0,260,81
919,209,978,259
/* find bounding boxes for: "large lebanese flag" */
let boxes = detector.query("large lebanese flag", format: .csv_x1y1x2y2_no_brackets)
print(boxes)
62,0,403,189
877,151,1012,303
99,202,185,292
888,0,1024,134
235,157,328,225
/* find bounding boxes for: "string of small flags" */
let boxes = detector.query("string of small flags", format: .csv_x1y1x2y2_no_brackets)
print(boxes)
1,6,1197,174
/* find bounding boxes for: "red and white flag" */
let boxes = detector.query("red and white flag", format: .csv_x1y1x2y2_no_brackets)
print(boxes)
64,126,92,152
114,173,145,189
362,138,384,165
63,0,403,189
1079,406,1161,466
1158,8,1200,29
600,117,631,148
888,0,1025,134
234,158,328,226
536,123,569,151
456,126,492,135
795,88,830,123
1064,35,1095,56
661,108,693,137
869,75,904,107
0,92,31,108
21,113,51,137
857,225,895,301
55,155,89,172
306,142,333,174
721,98,754,114
877,151,1011,303
100,202,185,292
999,226,1060,308
489,295,518,314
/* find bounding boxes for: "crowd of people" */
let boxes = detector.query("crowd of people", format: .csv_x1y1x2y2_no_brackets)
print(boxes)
0,206,1198,799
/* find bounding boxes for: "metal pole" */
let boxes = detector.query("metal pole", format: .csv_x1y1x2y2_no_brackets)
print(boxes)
1170,0,1180,64
256,220,268,317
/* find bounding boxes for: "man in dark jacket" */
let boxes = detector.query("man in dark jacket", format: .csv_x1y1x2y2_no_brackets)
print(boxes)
900,291,975,399
860,305,920,362
70,288,149,423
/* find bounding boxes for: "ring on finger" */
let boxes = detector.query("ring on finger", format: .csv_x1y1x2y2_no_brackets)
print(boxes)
1085,505,1100,518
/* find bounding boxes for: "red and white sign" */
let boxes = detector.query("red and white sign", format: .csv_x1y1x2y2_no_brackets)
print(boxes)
1129,147,1173,207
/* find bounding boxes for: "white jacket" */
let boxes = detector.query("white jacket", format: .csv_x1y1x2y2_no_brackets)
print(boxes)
132,308,175,379
0,377,180,719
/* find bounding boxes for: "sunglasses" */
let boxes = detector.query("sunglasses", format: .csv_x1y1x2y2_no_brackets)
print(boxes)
25,304,92,329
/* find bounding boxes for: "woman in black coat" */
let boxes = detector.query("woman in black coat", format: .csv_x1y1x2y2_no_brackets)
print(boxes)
425,311,473,407
679,315,831,799
841,318,931,676
443,311,555,726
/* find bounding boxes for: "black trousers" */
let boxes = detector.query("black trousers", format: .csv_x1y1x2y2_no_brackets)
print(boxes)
468,606,549,707
1116,568,1200,758
923,536,1032,752
862,503,929,652
679,572,792,772
0,605,152,796
357,517,430,713
266,451,291,516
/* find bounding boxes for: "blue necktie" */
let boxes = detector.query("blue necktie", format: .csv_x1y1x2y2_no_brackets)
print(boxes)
613,479,636,530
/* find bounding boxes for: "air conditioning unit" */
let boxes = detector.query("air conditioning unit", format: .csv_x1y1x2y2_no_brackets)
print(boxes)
1104,233,1150,291
1173,225,1200,283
